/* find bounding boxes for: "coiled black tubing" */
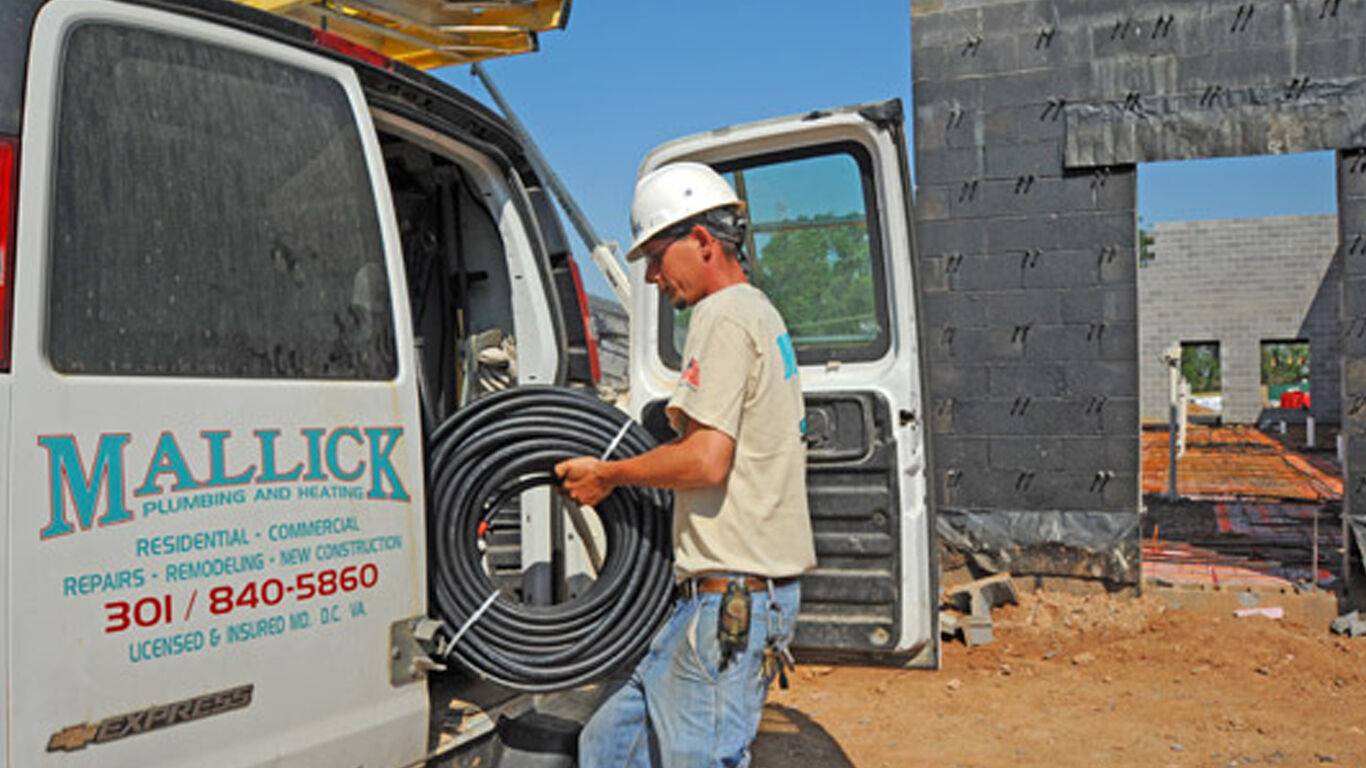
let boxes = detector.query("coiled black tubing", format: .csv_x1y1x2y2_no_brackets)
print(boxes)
426,385,674,692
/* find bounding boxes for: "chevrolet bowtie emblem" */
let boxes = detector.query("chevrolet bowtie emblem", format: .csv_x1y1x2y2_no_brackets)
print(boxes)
46,723,97,752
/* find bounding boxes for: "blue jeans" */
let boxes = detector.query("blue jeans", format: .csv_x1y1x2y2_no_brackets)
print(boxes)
577,578,800,768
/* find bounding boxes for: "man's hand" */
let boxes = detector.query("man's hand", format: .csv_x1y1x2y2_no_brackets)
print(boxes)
555,456,615,507
553,420,734,507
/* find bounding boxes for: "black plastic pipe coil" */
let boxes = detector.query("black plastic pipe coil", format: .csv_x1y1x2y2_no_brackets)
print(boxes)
426,385,674,692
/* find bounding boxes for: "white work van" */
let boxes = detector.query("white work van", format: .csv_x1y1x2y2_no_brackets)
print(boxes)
3,0,597,764
0,0,935,763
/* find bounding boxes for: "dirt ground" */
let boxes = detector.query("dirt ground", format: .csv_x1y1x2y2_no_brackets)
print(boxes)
752,589,1366,768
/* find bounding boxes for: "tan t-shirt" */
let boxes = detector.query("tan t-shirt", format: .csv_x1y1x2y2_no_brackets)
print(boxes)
666,283,817,580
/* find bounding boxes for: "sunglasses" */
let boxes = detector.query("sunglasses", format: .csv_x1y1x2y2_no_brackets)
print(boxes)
642,222,696,262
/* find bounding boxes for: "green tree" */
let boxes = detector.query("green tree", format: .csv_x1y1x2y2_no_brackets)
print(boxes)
1138,218,1156,268
1181,344,1221,394
1260,342,1310,406
750,215,877,345
1261,342,1310,388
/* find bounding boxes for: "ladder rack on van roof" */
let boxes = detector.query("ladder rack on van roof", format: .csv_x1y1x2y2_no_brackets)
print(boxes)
232,0,570,69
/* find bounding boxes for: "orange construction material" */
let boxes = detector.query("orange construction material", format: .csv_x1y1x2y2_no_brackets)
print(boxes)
1141,540,1312,588
1141,425,1343,502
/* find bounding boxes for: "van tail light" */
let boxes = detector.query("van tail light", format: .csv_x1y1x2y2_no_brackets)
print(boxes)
0,136,16,372
311,29,394,71
565,255,601,385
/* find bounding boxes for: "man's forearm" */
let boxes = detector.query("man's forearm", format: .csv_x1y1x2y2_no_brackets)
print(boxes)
605,424,735,490
604,441,723,489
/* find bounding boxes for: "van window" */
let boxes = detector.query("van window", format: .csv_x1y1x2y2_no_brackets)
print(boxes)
660,143,890,367
1,0,45,135
47,24,396,379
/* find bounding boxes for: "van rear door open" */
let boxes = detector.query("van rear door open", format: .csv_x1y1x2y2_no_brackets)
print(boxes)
9,1,428,764
629,101,938,666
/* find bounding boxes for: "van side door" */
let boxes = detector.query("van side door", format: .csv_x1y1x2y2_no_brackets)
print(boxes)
630,101,937,665
9,1,427,765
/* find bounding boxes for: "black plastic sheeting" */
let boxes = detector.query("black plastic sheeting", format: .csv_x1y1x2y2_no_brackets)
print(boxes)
1350,514,1366,577
938,509,1140,584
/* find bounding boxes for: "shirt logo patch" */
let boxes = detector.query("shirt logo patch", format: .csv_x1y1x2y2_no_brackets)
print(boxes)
681,357,701,389
776,333,798,380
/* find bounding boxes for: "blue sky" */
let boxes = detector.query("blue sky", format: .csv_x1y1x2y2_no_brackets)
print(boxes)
434,2,1338,298
1138,151,1336,225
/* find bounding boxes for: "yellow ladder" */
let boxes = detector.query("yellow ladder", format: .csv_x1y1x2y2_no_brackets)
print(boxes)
234,0,569,69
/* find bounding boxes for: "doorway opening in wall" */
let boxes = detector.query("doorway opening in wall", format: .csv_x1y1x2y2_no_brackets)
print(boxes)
1180,340,1222,422
1137,151,1336,427
1136,152,1342,592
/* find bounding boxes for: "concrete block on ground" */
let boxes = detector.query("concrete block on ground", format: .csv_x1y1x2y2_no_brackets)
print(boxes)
942,573,1018,647
1331,611,1366,637
965,616,993,646
944,572,1019,613
939,610,961,638
1146,584,1339,631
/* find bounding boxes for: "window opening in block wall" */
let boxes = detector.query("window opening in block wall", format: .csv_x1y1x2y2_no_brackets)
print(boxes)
1261,340,1311,410
1138,152,1335,233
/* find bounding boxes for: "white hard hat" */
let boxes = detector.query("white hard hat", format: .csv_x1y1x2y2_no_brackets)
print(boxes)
625,162,745,262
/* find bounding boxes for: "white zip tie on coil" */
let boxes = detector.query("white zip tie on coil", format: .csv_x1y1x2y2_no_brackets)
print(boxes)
445,590,500,657
600,418,633,461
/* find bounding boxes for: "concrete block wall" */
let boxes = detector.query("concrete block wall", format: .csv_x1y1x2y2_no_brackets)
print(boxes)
1343,150,1366,550
911,0,1366,583
1138,215,1341,424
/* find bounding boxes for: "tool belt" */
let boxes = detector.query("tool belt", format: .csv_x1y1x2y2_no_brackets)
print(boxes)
676,574,799,684
676,575,796,599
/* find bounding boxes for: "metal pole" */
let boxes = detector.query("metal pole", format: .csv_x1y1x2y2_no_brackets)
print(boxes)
1168,402,1179,500
1312,504,1319,592
1166,344,1181,501
1345,430,1354,601
470,63,631,308
1177,380,1189,456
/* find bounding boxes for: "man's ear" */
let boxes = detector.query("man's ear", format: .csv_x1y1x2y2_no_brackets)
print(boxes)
691,224,716,262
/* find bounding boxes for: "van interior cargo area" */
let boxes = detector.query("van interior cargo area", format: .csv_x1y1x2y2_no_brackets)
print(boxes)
380,131,516,431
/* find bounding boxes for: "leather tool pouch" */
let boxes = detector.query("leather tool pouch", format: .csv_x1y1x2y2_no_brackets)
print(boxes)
716,579,751,670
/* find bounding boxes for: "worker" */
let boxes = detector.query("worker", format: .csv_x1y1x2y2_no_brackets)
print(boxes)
555,161,817,768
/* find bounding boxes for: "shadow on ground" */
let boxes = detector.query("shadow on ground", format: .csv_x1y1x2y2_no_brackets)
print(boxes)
751,703,855,767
